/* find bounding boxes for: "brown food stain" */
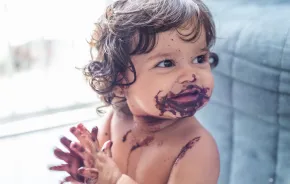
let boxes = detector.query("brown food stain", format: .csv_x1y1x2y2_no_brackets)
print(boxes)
131,135,154,151
174,136,201,166
122,130,132,142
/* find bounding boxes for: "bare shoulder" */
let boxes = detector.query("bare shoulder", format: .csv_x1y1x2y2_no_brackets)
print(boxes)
168,122,220,184
96,107,114,146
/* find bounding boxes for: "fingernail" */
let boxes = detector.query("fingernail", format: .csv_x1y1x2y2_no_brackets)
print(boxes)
53,148,62,154
77,124,85,132
92,127,98,141
78,167,85,174
72,143,78,148
77,123,84,129
70,127,76,132
60,136,69,142
92,126,98,132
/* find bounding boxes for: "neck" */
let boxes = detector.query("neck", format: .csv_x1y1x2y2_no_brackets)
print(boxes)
115,102,186,133
132,115,180,133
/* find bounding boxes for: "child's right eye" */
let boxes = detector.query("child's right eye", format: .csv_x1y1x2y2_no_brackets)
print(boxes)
155,59,175,68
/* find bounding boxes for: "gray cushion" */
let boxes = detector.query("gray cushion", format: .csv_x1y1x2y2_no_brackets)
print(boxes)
196,1,290,184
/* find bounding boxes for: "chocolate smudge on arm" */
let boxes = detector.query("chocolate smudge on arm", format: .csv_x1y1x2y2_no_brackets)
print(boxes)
174,136,201,166
122,130,132,142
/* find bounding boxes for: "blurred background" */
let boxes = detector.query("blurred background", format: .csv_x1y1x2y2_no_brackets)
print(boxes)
0,0,111,183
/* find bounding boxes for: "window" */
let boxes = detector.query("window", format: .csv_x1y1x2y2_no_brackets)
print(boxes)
0,0,109,130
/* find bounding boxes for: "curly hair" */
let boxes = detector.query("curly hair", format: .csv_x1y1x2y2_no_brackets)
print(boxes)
83,0,216,107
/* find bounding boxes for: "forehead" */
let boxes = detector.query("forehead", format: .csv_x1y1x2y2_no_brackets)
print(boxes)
152,25,207,53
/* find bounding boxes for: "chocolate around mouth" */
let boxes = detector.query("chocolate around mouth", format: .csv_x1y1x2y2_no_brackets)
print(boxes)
169,89,200,100
154,85,210,117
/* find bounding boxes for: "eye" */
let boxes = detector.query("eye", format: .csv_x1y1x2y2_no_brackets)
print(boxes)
155,59,175,68
192,54,208,64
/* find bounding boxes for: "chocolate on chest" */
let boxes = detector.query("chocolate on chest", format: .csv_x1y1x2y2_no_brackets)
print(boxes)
111,133,177,183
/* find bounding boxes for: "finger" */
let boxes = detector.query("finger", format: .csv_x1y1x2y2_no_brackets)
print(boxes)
54,148,73,163
78,167,99,179
68,155,85,181
60,136,81,158
91,126,100,151
55,143,84,181
70,125,95,153
70,142,95,167
60,136,72,151
77,123,91,136
77,123,97,152
49,164,71,172
101,140,113,158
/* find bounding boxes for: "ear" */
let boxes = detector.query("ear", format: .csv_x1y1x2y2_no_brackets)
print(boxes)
209,52,219,69
113,86,126,98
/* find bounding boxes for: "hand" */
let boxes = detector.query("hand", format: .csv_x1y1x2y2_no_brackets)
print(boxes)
69,123,122,184
75,141,122,184
49,124,99,183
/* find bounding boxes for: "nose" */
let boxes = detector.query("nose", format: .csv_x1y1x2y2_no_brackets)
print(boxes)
176,69,198,84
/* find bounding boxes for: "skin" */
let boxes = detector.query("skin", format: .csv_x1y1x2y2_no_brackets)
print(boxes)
50,22,220,184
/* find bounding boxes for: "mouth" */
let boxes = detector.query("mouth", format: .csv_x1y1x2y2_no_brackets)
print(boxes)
154,84,210,117
169,89,201,103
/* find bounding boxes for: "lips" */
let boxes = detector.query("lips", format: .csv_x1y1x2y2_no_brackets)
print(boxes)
154,84,210,117
169,89,201,104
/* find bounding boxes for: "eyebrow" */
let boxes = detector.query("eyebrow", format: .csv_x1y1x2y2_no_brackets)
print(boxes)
200,46,209,52
148,52,174,61
148,46,209,61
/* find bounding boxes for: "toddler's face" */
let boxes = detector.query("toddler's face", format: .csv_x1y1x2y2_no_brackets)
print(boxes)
123,25,214,119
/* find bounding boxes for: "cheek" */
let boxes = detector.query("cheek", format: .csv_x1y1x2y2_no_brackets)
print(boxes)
125,77,157,111
126,74,175,114
202,72,214,94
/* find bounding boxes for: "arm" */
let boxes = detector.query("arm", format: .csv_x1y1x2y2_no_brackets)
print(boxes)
167,132,220,184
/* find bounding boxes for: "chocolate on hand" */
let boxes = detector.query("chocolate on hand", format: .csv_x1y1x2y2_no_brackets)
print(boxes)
49,124,99,184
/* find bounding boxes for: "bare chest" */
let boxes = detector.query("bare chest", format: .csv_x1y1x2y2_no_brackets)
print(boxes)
111,134,179,184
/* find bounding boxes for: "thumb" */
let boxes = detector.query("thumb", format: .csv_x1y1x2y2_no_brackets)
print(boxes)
101,140,113,157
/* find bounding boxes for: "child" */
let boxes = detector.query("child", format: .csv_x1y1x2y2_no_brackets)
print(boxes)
49,0,220,183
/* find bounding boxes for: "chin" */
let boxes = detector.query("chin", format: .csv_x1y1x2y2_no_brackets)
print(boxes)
161,111,195,119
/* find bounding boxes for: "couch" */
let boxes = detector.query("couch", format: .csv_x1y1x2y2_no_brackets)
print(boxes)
196,1,290,184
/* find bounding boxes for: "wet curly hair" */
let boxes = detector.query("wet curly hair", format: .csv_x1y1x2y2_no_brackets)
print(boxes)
83,0,216,107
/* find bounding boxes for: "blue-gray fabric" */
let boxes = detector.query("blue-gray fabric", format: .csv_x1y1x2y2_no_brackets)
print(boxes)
196,1,290,184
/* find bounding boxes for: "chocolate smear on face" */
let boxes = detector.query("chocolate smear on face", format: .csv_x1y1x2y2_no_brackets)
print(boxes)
174,136,200,165
154,74,210,117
